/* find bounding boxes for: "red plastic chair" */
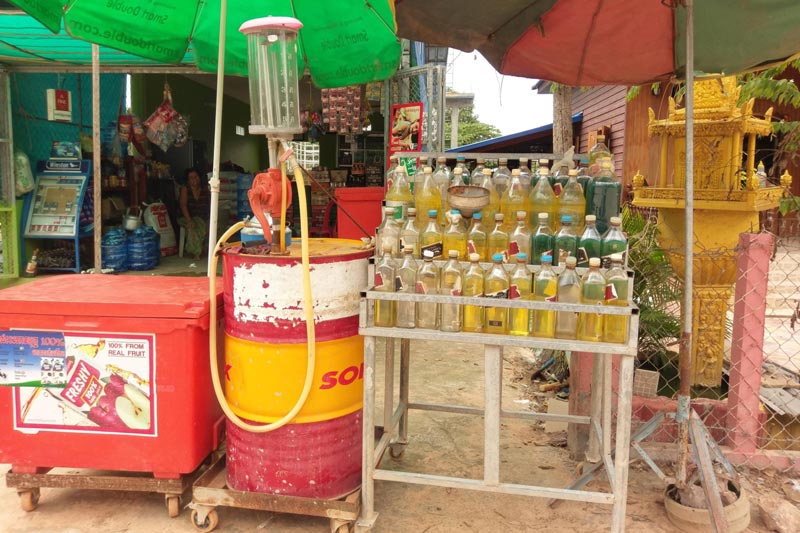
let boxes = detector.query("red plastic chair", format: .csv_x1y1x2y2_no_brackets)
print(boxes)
310,200,337,238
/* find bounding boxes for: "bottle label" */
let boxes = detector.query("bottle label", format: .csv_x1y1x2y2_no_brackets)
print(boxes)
546,294,557,302
508,240,520,256
416,281,427,294
421,241,443,258
605,283,618,301
487,320,504,327
449,277,462,296
385,200,407,220
467,240,477,255
576,247,589,267
508,284,520,299
395,276,404,292
374,272,384,287
552,183,563,196
558,247,571,265
485,289,509,299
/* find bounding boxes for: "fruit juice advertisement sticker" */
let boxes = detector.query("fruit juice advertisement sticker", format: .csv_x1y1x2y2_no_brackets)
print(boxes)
0,331,67,388
12,331,156,436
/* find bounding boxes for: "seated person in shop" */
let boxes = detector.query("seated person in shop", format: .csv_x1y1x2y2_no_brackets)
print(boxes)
178,167,210,259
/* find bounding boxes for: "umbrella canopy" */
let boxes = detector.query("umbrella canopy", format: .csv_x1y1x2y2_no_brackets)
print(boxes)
395,0,800,86
4,0,400,88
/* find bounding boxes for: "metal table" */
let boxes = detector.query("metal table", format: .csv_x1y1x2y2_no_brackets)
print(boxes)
356,289,639,533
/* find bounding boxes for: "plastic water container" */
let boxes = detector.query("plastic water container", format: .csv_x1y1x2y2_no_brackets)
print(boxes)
128,227,160,271
101,229,128,272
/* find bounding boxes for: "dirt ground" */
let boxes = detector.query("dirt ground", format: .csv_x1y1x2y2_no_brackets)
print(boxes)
1,339,796,532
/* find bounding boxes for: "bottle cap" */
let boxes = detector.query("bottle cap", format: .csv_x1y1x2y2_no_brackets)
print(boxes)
437,157,446,163
568,169,578,176
517,211,526,219
395,165,407,174
457,155,465,161
517,252,527,261
565,256,577,267
483,168,492,176
469,253,481,262
541,254,553,263
473,212,482,219
610,216,622,225
428,209,438,216
495,213,504,221
539,159,549,165
585,214,596,222
403,246,414,254
601,160,612,169
561,215,572,223
390,154,398,161
423,249,434,259
520,158,528,164
512,168,520,175
538,213,549,220
451,209,460,214
454,167,463,175
424,166,433,173
477,158,485,164
408,207,417,215
610,253,623,262
499,158,508,164
589,257,601,267
597,134,605,141
448,250,459,258
492,253,504,262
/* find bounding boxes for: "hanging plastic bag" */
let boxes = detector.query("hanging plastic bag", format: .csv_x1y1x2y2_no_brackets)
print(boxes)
144,83,187,152
14,150,35,196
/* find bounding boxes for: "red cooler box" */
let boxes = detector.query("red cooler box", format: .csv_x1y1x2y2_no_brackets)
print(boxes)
0,276,224,478
334,186,384,240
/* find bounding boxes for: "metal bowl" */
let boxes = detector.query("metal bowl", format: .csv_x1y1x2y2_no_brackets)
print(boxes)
447,185,490,217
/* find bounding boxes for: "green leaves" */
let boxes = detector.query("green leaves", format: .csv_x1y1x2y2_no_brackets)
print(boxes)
778,195,800,216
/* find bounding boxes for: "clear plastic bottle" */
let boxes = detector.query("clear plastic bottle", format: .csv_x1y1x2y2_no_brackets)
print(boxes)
555,256,580,339
552,164,570,197
415,166,442,227
509,211,531,262
518,158,533,194
532,254,557,338
558,169,586,234
478,167,500,223
385,154,398,190
601,216,627,268
585,160,621,235
509,252,532,336
399,207,421,258
420,209,444,259
470,157,486,185
467,212,488,261
385,164,413,220
588,134,612,177
396,247,418,328
433,156,452,221
454,155,470,185
462,253,485,333
484,253,510,334
412,157,432,194
450,166,466,188
577,214,602,268
577,257,606,342
603,253,629,343
375,207,400,259
374,251,396,327
440,250,464,332
577,160,592,200
443,211,468,260
501,168,528,229
488,213,510,262
493,157,512,195
555,215,578,267
531,212,554,266
416,250,440,329
529,167,559,232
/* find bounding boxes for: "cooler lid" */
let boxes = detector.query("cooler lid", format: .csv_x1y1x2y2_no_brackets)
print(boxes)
0,276,223,319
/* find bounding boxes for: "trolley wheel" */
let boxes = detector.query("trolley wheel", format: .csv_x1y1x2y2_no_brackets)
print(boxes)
165,495,181,518
19,489,40,512
389,442,406,459
191,508,219,533
331,520,354,533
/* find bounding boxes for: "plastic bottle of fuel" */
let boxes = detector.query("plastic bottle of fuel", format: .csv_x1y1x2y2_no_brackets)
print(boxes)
440,250,464,333
443,211,468,260
375,207,400,259
601,216,627,268
555,215,578,267
518,158,533,194
586,160,621,235
384,164,413,220
577,257,606,342
432,157,452,222
555,256,580,339
493,157,512,195
374,250,396,327
603,253,629,343
416,249,440,329
558,169,586,234
488,213,510,262
484,253,510,334
529,167,559,232
509,211,532,263
532,254,557,338
415,166,442,227
399,207,420,258
395,247,418,328
509,252,532,336
478,168,500,223
462,252,485,333
470,157,486,185
588,134,612,177
501,168,528,230
577,214,602,268
454,155,470,185
531,213,554,266
420,209,444,259
467,212,488,261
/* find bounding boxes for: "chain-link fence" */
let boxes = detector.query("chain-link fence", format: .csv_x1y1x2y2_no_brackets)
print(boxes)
384,64,446,156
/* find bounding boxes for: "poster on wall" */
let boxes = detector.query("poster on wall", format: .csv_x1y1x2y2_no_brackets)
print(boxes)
387,102,424,188
1,330,157,436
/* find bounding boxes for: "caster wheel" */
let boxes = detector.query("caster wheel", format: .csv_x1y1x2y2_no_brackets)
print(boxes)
19,489,40,512
389,443,405,459
166,495,181,518
191,508,219,533
335,524,353,533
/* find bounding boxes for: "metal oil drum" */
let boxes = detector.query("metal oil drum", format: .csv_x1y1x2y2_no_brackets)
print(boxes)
221,239,369,498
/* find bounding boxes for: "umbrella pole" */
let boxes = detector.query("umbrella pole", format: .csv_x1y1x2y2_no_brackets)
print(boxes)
92,43,102,274
206,0,228,275
676,0,694,487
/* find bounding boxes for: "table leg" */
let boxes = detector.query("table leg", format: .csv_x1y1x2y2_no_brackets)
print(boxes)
611,354,635,533
587,353,604,463
399,338,410,444
383,338,395,433
603,353,613,459
484,344,502,486
358,335,378,530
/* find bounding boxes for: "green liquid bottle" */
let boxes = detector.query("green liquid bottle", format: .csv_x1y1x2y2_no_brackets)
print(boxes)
555,215,578,267
484,253,510,334
467,212,488,261
532,254,557,338
531,212,554,266
585,160,621,234
603,254,630,343
555,256,580,340
509,253,532,336
601,216,627,268
462,252,485,332
577,257,606,342
577,214,602,268
374,251,396,327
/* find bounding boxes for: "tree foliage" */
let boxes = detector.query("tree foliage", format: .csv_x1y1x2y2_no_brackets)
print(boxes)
444,105,501,147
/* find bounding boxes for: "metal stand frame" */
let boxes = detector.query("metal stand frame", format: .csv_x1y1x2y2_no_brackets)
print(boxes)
356,290,639,533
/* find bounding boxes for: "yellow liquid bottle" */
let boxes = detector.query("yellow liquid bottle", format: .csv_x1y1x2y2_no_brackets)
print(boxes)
373,251,396,327
532,254,557,338
443,212,468,259
440,250,463,332
501,168,528,229
462,253,485,332
577,257,606,342
488,213,510,262
467,213,488,261
484,253,509,334
508,253,532,335
603,253,629,343
478,168,500,222
558,169,586,234
555,256,580,339
420,210,444,259
384,165,413,220
414,166,442,228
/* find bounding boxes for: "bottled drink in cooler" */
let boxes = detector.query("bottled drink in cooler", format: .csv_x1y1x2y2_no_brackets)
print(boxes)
484,253,510,334
493,157,512,195
509,211,531,262
420,209,444,259
577,214,602,267
443,211,468,260
601,216,627,268
375,207,400,258
440,250,464,332
509,253,532,336
577,257,606,342
478,168,500,223
532,254,557,338
488,213,510,262
415,166,442,227
555,256,580,339
467,212,488,260
529,167,559,232
603,253,629,343
555,215,578,267
462,253,485,332
396,247,418,328
586,160,621,234
531,213,554,266
385,164,413,220
416,250,440,329
501,168,528,229
399,207,421,258
374,251,396,327
558,169,586,234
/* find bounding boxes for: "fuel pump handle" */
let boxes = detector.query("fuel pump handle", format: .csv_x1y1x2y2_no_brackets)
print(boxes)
248,168,292,243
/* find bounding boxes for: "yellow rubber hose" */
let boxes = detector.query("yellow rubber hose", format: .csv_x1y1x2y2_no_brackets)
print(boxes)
208,147,316,433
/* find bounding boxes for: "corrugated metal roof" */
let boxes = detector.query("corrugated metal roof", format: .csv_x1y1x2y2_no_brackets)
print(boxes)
447,112,583,153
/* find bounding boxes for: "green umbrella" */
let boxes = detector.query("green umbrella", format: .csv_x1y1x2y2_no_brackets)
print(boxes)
6,0,401,88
